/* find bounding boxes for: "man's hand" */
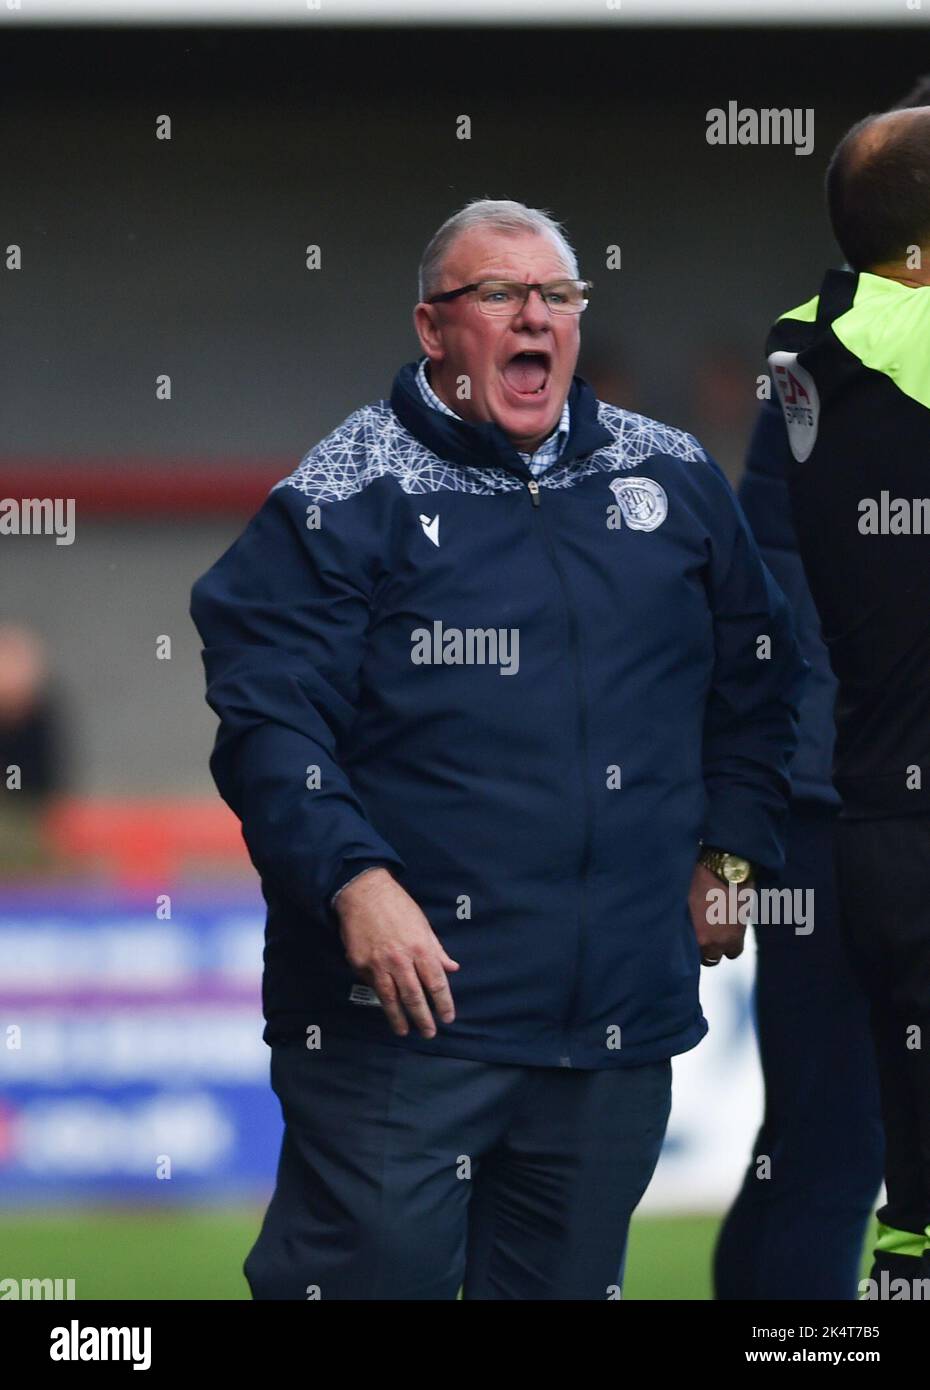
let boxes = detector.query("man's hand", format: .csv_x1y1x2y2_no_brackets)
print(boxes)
334,868,460,1038
688,862,748,966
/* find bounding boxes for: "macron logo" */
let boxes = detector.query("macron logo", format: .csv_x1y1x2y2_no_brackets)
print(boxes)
419,514,440,547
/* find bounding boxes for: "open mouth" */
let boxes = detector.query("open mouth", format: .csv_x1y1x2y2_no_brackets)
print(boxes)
501,350,551,397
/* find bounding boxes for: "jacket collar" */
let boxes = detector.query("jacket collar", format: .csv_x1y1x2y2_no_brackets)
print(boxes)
389,359,612,479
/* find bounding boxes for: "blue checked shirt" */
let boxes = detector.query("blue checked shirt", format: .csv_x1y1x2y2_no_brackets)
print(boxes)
330,358,570,910
415,356,571,479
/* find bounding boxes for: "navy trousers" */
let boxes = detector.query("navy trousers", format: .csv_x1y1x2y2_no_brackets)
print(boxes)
244,1033,672,1300
834,814,930,1280
714,802,884,1300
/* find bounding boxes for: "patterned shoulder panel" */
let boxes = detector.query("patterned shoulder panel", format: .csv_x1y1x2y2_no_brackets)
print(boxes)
272,401,523,502
272,398,707,502
538,402,707,491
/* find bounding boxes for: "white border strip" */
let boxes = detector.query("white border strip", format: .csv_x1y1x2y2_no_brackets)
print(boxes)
0,0,924,24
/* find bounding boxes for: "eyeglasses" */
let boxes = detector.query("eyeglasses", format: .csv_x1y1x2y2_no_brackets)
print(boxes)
426,279,592,316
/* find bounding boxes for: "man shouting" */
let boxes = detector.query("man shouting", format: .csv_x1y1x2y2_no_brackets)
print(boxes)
191,198,805,1300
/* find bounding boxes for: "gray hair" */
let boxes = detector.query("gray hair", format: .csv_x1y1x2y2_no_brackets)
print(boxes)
417,198,580,303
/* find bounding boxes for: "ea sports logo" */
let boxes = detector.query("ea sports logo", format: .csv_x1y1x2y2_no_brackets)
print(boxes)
608,476,668,531
769,350,820,462
774,362,811,408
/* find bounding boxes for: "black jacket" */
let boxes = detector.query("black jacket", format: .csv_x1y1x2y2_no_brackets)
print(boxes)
768,269,930,819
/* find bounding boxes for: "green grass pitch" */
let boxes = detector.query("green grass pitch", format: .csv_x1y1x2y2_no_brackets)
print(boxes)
0,1209,875,1300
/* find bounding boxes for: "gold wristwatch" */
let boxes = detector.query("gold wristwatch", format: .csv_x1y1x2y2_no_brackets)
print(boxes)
698,844,754,885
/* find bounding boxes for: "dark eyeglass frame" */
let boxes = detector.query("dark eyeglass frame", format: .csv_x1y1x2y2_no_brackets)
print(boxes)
425,278,593,314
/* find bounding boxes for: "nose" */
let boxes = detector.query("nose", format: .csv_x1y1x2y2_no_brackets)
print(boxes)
513,287,552,330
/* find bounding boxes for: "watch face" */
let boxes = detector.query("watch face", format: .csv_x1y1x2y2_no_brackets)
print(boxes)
722,856,751,884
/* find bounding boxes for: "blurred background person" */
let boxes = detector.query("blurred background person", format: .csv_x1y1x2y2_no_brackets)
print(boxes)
0,623,70,874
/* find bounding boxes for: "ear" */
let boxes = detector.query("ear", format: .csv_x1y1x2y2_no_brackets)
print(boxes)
413,302,445,361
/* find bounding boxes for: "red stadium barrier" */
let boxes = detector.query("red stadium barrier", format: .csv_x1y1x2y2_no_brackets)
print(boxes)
0,461,285,516
42,796,251,884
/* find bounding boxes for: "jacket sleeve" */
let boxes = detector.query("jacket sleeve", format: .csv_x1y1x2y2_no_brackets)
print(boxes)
737,397,840,808
697,448,809,873
189,478,406,926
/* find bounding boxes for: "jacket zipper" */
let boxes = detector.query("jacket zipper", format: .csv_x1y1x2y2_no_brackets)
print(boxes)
525,477,592,1067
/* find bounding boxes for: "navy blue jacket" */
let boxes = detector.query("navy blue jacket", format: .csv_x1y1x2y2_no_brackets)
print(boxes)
190,362,807,1069
737,397,839,810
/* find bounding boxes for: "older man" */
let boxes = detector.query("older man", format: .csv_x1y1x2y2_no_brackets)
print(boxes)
191,198,805,1300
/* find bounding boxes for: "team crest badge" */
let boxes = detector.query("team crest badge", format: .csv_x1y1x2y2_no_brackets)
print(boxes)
609,476,668,531
769,350,820,462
